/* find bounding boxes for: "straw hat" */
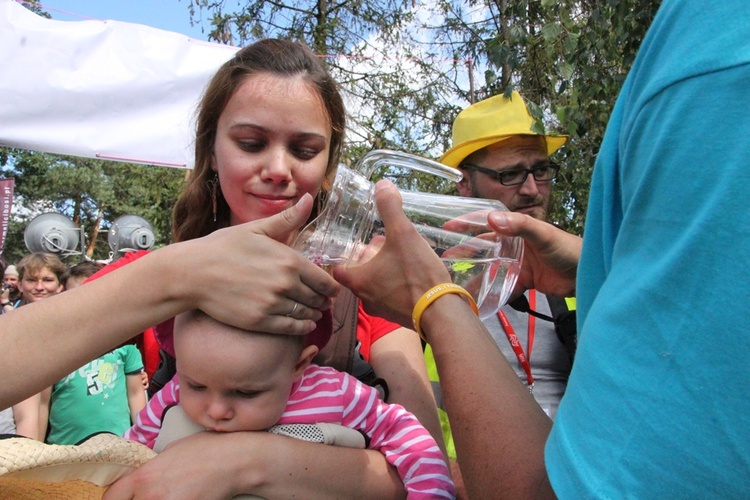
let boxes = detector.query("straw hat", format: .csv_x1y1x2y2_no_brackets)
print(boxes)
0,433,156,498
440,91,568,168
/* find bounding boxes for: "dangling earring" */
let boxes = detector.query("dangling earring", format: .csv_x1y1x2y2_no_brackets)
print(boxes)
208,173,219,222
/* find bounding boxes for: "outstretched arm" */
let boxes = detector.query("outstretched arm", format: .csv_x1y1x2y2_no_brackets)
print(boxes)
368,326,448,459
104,431,405,499
0,195,340,410
335,180,556,498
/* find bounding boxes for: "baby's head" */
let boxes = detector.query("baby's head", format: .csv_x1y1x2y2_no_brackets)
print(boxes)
173,309,319,433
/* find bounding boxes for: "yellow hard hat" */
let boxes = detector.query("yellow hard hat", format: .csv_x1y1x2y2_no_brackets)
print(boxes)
440,91,568,168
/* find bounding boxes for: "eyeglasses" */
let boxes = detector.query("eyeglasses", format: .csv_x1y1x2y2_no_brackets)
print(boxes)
461,163,560,186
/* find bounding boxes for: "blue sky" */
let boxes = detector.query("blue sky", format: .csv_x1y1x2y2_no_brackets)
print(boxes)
41,0,208,39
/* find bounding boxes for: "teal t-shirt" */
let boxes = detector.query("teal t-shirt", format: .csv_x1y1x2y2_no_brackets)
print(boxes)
545,0,750,496
47,344,143,445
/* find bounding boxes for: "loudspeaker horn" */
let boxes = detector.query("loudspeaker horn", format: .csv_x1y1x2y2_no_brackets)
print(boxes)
24,212,81,255
108,215,155,255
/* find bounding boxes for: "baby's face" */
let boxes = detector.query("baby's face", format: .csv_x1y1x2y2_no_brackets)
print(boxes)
174,313,302,433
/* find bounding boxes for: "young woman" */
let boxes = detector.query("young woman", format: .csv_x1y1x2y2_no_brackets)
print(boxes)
101,38,442,497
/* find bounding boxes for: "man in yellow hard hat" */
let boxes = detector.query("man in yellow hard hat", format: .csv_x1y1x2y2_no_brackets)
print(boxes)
441,91,567,220
425,92,576,494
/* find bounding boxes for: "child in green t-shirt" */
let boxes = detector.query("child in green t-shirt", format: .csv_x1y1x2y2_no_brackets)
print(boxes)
41,261,147,445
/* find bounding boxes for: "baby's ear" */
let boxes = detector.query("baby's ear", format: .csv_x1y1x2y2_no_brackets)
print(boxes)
293,345,319,380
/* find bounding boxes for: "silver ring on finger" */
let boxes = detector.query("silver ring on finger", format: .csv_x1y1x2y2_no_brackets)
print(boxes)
286,301,299,317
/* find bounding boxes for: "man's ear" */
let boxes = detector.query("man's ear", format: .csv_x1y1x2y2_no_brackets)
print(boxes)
456,170,472,197
292,345,319,380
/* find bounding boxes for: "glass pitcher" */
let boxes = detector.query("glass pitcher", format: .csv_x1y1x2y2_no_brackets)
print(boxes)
294,149,523,318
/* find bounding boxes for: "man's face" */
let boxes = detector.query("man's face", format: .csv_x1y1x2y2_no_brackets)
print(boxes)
3,275,18,290
456,136,552,220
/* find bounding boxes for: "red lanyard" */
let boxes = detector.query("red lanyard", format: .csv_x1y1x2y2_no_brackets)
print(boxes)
497,289,536,391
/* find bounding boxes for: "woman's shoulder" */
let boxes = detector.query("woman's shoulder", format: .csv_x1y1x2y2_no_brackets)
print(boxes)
86,250,152,283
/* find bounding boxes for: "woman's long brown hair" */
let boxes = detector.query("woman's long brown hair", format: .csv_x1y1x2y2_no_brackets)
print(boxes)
172,39,346,242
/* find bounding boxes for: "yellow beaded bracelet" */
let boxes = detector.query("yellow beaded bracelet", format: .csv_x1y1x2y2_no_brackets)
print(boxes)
412,283,479,341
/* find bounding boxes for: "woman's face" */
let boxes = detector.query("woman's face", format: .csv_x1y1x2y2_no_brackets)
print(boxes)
213,72,332,226
20,267,62,303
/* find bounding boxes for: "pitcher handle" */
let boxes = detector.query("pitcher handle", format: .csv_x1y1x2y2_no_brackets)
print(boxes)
355,149,463,182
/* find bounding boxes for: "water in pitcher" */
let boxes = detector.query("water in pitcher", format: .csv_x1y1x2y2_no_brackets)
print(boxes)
446,256,521,319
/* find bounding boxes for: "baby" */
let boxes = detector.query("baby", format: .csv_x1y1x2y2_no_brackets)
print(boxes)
126,309,455,498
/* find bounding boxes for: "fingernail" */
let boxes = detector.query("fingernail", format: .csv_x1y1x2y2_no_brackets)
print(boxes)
296,193,312,208
490,211,510,229
374,179,394,192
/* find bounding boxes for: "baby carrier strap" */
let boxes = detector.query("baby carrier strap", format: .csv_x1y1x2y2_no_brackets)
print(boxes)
313,287,359,373
314,288,389,400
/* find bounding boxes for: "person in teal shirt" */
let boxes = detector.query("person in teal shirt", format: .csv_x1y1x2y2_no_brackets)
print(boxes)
544,0,750,496
333,0,750,496
42,261,147,445
45,344,145,445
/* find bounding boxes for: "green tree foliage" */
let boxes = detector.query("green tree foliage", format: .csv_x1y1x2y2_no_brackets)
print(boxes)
188,0,466,171
0,148,185,265
189,0,661,234
19,0,48,18
429,0,662,234
3,0,663,264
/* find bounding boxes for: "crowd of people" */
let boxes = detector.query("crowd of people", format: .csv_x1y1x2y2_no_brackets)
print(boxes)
0,0,747,496
0,255,148,444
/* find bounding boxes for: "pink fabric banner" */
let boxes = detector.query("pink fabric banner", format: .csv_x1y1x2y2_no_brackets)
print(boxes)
0,178,14,259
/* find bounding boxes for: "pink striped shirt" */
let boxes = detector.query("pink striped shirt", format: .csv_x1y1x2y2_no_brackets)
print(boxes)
125,364,454,498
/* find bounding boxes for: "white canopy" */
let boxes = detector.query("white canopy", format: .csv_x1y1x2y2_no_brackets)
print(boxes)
0,0,239,168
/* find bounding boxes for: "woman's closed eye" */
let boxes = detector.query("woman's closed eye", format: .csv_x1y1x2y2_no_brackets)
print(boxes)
291,134,327,161
235,140,320,160
293,146,320,160
238,140,265,153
